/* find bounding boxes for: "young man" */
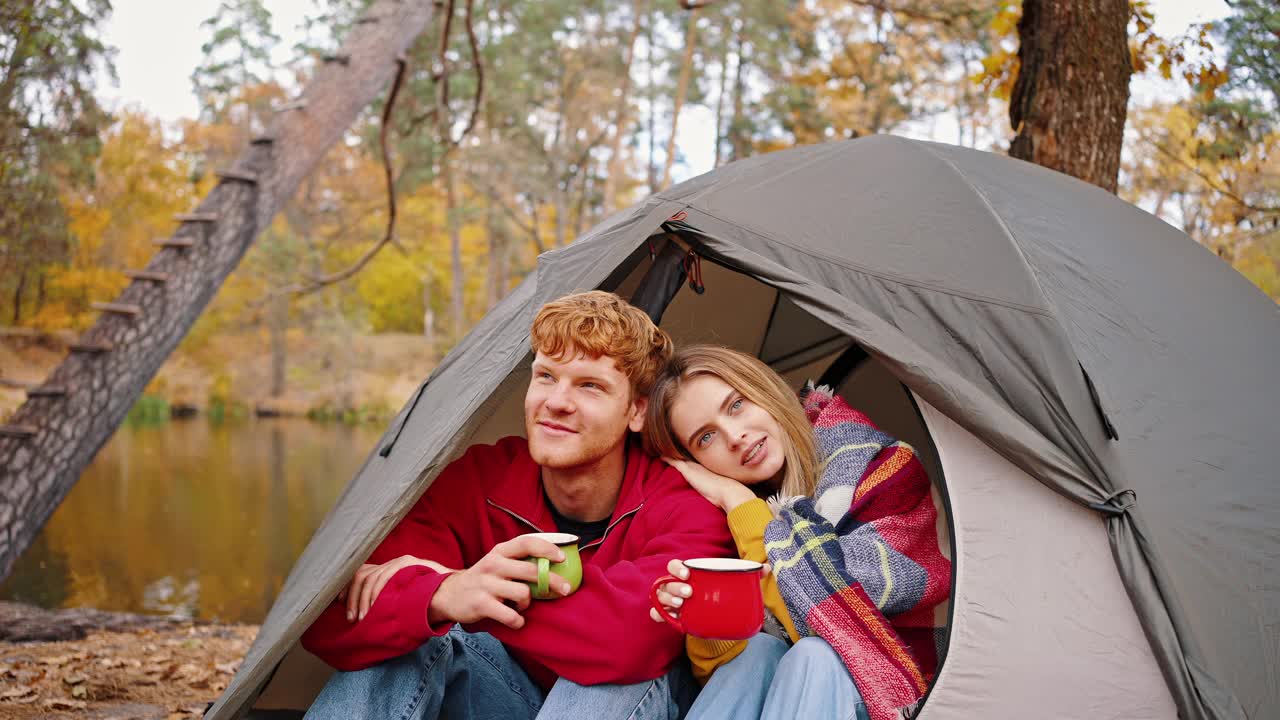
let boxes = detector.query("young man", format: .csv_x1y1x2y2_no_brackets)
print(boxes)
301,291,736,720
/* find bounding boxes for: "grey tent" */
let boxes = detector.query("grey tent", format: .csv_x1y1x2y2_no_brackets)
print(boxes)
209,135,1279,720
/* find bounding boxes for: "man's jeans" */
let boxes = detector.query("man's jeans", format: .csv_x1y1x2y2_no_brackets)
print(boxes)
304,626,696,720
685,633,870,720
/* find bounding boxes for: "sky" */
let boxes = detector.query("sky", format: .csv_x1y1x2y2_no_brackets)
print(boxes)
99,0,1232,182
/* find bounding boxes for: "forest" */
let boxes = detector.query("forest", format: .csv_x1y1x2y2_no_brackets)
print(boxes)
2,0,1277,421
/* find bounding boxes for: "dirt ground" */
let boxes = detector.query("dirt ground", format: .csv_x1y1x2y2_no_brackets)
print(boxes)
0,624,257,719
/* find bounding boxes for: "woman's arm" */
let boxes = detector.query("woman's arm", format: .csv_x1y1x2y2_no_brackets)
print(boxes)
663,496,803,684
726,499,800,642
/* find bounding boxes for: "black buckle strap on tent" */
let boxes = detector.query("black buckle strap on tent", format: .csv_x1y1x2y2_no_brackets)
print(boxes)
1089,488,1137,517
1081,363,1119,441
681,249,705,294
379,379,429,457
630,241,689,325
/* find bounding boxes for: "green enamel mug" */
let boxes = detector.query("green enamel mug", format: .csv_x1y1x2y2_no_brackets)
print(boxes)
520,532,582,600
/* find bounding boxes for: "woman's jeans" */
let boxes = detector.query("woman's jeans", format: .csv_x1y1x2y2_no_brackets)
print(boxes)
304,625,695,720
686,633,870,720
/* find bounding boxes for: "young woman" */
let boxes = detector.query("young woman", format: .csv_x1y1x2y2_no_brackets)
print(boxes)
643,345,950,720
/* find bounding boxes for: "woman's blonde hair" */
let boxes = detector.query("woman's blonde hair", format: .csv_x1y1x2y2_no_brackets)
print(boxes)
643,345,819,497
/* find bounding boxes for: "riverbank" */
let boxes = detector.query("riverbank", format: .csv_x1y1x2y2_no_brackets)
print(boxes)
0,330,437,424
0,602,256,719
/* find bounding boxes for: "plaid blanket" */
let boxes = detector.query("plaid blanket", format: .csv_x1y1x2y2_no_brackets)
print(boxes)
764,385,951,720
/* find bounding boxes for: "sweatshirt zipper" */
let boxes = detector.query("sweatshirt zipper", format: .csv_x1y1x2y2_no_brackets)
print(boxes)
581,503,643,551
486,499,645,551
486,499,544,533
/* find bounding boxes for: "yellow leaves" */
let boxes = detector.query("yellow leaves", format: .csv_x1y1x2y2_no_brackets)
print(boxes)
1234,235,1280,302
975,49,1019,101
988,0,1020,37
27,266,129,331
973,1,1020,101
56,109,198,305
1125,100,1280,302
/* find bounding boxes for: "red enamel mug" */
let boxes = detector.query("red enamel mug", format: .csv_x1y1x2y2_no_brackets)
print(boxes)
649,558,765,640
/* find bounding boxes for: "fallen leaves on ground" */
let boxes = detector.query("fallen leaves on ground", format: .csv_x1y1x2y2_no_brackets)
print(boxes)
0,623,258,719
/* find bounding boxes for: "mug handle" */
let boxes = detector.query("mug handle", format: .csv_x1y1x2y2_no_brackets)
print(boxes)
535,557,550,598
649,575,685,633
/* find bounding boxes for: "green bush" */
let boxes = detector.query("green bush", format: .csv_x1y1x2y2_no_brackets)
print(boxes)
126,394,170,426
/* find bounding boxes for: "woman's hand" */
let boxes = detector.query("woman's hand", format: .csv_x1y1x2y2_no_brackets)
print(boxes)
649,558,773,626
664,457,756,512
649,558,692,624
339,556,457,622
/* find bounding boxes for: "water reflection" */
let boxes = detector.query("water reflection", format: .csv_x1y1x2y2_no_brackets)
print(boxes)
0,418,380,624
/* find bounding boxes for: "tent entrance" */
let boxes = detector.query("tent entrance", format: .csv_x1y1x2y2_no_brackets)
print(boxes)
461,234,958,699
251,232,959,715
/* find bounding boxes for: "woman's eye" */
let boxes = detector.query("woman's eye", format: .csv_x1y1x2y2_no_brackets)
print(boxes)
698,431,714,447
730,398,743,412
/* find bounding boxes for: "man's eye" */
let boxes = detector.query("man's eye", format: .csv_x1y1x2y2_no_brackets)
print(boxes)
698,431,714,447
582,382,598,390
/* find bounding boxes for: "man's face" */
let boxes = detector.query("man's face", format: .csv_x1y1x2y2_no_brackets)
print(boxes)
524,349,647,470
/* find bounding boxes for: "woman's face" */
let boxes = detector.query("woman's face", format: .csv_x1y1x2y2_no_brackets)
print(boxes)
668,374,786,485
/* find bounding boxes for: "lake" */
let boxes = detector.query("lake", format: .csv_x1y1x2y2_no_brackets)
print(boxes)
0,418,383,624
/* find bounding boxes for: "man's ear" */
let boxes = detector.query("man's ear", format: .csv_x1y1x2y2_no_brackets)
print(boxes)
628,395,649,433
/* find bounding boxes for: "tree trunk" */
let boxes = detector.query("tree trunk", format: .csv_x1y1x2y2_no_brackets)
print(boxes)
422,273,436,351
602,0,645,215
268,293,287,398
443,151,465,340
485,198,506,310
11,271,24,326
712,24,731,169
573,159,592,238
1008,0,1132,193
729,27,749,162
660,7,699,190
35,273,46,315
0,0,438,581
646,7,658,193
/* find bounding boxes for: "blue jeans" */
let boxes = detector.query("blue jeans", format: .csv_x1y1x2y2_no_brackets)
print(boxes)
305,625,695,720
686,634,869,720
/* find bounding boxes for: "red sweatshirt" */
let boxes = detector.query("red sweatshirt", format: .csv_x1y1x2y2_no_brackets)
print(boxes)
301,436,735,688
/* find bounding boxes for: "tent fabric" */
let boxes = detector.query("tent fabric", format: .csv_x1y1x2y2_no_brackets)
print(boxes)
209,136,1278,720
912,398,1176,719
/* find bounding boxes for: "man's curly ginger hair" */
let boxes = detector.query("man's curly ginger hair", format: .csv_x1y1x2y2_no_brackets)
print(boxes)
530,291,673,396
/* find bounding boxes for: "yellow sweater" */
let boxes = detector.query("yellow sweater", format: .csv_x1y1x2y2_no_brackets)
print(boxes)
686,498,801,684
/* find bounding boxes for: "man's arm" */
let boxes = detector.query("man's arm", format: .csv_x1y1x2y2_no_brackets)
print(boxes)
300,441,513,671
476,480,736,685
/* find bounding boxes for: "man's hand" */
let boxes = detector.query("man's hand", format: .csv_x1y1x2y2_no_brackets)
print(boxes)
340,556,457,622
428,535,573,630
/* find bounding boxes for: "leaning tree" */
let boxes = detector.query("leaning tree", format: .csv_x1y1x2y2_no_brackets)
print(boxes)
0,0,437,580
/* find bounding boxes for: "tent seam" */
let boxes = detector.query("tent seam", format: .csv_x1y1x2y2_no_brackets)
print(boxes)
685,206,1056,319
909,143,1064,322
